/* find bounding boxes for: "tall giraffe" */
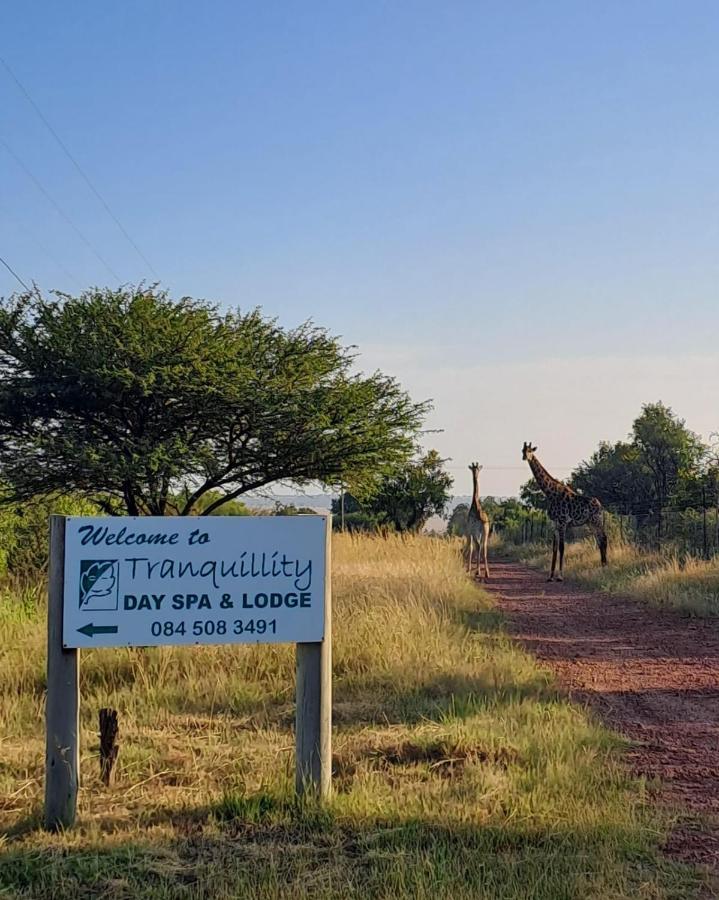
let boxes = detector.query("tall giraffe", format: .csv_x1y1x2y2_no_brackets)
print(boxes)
466,462,491,580
522,442,608,581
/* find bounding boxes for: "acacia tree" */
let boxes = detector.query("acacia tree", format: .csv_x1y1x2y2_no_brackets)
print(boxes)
0,287,429,515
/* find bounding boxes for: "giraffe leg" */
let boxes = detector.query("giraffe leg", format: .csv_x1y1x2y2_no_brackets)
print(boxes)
556,527,566,581
594,524,608,566
465,535,472,573
548,533,558,581
469,536,478,578
475,535,482,578
483,523,491,580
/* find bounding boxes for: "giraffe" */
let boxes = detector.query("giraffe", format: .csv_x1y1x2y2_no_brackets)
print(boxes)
522,442,608,582
466,462,491,580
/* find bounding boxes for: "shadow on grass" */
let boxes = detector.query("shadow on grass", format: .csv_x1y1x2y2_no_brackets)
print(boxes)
327,660,559,733
0,791,701,900
457,605,507,635
331,733,522,792
89,594,557,730
2,806,43,841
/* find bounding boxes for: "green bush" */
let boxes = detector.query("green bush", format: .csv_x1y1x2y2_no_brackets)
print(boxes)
0,494,98,575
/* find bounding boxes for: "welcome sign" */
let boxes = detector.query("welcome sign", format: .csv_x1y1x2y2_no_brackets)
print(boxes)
62,515,328,648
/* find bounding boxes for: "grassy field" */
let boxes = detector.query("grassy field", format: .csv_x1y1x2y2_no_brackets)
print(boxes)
500,537,719,617
0,534,702,898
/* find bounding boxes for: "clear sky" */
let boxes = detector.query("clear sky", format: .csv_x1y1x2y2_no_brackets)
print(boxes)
1,2,718,496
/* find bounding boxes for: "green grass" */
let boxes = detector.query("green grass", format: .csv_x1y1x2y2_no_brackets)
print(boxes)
499,536,719,617
0,535,704,898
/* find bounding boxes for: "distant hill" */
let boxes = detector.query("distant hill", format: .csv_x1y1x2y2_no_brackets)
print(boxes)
242,493,513,531
243,493,333,511
244,493,474,514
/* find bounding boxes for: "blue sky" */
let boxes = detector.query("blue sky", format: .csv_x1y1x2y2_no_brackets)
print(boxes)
1,2,718,495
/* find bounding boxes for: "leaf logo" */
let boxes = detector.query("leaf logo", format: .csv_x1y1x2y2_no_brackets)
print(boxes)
79,560,118,609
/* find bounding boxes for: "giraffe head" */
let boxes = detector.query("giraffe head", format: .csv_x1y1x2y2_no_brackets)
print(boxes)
522,442,538,461
468,462,483,474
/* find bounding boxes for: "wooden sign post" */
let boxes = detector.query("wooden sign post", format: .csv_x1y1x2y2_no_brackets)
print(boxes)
45,516,79,830
295,519,332,797
44,513,332,830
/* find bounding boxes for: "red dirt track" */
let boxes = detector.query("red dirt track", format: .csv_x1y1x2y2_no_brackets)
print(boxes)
484,560,719,875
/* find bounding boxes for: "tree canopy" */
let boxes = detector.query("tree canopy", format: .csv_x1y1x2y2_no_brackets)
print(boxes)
0,287,429,515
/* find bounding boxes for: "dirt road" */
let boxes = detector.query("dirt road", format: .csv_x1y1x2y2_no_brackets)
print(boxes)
484,560,719,874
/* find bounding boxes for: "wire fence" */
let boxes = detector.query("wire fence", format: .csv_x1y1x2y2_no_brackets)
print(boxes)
498,502,719,560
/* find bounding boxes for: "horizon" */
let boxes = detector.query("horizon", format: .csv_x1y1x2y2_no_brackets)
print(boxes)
2,3,718,495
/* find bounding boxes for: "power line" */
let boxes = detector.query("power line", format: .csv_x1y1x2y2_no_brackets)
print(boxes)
1,136,121,282
0,252,30,291
446,465,574,472
0,56,158,279
0,204,82,289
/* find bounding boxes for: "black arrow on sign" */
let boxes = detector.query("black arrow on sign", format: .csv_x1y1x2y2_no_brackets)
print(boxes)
77,623,119,638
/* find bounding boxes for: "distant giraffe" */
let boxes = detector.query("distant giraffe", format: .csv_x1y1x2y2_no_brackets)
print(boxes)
466,462,491,580
522,442,608,581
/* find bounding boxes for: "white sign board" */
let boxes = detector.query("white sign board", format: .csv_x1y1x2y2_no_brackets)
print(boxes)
63,515,327,649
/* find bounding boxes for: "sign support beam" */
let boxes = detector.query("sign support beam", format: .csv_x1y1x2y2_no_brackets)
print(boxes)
295,516,332,798
44,515,80,830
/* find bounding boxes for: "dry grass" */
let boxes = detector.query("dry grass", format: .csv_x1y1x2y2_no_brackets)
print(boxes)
502,537,719,616
0,534,702,898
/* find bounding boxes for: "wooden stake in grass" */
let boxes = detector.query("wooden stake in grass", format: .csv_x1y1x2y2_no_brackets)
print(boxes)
99,708,119,786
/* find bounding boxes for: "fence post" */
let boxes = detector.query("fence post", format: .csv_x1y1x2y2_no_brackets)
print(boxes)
702,487,709,560
44,515,80,831
295,515,332,798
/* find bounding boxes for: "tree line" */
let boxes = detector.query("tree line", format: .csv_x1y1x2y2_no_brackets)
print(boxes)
1,286,711,555
463,403,718,555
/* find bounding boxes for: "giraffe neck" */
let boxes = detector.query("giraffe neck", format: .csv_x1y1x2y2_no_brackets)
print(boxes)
471,469,482,510
529,455,563,497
